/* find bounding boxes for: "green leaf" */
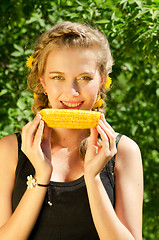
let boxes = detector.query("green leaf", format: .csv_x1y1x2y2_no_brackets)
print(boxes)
152,10,159,20
13,44,24,53
119,0,128,5
93,0,103,6
131,125,138,136
134,0,143,9
76,6,83,11
17,99,26,110
0,89,8,96
123,62,134,72
11,51,23,57
156,89,159,96
95,19,110,24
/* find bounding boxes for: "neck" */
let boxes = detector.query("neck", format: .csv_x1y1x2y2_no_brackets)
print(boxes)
51,128,90,149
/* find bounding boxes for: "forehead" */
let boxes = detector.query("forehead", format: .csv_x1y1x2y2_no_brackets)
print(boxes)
45,48,98,73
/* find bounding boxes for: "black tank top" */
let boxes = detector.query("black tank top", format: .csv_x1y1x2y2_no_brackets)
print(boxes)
12,133,122,240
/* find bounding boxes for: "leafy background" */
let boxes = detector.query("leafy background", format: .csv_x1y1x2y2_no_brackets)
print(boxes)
0,0,159,239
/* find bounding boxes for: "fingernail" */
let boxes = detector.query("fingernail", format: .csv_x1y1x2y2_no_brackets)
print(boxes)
100,114,104,120
37,113,42,119
40,120,44,125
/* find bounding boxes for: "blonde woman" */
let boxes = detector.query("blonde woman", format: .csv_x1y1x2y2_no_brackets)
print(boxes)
0,22,143,240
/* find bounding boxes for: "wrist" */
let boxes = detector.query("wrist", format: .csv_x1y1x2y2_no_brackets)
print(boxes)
84,171,100,183
35,165,53,184
26,175,51,189
84,163,99,179
34,172,51,186
26,175,53,206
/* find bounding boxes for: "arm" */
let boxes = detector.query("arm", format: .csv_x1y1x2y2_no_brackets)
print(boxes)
114,135,143,239
84,115,143,240
0,114,53,240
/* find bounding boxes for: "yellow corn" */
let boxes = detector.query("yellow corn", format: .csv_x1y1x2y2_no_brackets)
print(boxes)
40,109,101,129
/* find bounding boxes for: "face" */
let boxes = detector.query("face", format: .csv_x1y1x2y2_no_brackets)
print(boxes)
40,48,102,110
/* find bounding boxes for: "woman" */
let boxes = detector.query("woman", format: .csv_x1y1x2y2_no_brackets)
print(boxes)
0,21,143,239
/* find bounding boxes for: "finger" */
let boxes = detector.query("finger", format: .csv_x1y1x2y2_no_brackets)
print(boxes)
34,120,44,146
21,121,34,153
21,116,41,152
41,127,52,160
100,114,115,133
97,124,117,160
85,128,98,159
97,124,109,151
28,114,42,142
85,129,99,160
41,126,52,157
98,120,116,150
22,114,42,145
89,128,98,146
98,120,117,156
42,126,52,143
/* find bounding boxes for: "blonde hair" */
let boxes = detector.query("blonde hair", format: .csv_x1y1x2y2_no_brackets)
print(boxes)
27,21,113,113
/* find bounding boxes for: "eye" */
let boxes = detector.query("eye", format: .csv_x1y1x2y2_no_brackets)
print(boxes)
49,75,64,80
78,76,93,81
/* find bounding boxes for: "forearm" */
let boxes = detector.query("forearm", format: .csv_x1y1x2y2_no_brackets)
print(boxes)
84,174,135,240
0,182,48,240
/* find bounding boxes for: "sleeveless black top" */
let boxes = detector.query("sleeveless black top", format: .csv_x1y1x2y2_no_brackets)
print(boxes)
12,133,122,240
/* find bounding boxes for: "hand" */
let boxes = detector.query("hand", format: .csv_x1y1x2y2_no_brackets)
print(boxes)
21,114,53,183
84,114,117,178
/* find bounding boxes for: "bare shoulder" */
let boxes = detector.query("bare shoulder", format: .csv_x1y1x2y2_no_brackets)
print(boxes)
0,133,19,172
116,134,141,157
115,134,142,173
0,133,18,147
117,135,141,161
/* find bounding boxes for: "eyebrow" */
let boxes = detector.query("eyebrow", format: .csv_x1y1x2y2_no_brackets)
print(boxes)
49,71,65,75
49,71,95,77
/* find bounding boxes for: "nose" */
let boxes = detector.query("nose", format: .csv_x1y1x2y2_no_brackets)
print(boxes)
64,81,79,97
71,88,79,97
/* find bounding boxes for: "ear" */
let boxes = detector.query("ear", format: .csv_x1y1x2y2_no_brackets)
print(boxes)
39,76,46,90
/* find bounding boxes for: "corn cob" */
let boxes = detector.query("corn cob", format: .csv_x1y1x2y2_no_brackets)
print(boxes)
40,109,101,129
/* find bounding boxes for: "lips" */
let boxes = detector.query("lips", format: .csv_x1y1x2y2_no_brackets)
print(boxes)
60,101,84,109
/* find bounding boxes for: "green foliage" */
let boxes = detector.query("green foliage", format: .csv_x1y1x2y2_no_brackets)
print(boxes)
0,0,159,239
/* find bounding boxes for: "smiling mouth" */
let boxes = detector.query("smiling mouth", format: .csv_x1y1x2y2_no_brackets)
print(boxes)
60,101,84,109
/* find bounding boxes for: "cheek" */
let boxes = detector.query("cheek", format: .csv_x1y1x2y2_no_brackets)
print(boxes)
46,81,62,94
83,82,100,108
46,83,63,103
84,80,100,96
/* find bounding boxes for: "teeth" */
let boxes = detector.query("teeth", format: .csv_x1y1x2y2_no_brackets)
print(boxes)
62,101,82,107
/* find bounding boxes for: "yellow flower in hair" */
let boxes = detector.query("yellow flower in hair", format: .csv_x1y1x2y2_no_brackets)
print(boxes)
105,75,112,89
26,55,34,69
33,93,38,99
93,95,103,109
